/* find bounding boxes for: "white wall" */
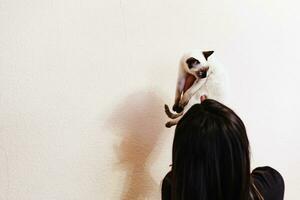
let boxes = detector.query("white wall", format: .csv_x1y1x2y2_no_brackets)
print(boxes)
0,0,299,199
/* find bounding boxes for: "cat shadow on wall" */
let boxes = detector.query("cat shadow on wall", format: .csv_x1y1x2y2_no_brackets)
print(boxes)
107,89,166,200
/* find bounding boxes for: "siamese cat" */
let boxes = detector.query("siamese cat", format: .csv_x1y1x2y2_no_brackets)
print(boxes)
165,50,228,128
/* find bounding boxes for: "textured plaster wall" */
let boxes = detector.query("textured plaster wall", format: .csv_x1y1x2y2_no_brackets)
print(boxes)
0,0,299,199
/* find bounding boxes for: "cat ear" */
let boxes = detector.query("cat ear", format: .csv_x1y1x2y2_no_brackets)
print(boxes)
202,51,214,60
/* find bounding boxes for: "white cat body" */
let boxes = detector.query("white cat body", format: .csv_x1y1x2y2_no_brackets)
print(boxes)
165,50,228,127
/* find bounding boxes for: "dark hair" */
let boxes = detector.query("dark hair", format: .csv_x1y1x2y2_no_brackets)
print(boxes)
171,99,252,200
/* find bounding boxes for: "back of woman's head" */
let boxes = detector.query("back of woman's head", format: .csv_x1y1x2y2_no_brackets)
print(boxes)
172,99,250,200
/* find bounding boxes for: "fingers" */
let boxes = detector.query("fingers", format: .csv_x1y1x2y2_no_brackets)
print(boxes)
200,95,207,103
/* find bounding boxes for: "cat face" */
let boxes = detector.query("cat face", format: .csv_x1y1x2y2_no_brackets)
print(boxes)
182,50,214,77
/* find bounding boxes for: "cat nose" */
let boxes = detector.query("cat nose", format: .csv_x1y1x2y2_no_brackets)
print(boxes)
203,66,209,72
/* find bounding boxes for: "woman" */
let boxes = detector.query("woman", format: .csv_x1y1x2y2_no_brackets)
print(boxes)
162,98,284,200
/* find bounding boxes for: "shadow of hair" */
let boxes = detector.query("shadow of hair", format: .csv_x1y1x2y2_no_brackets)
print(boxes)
106,89,165,200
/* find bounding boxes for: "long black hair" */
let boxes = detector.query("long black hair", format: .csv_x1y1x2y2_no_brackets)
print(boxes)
171,99,255,200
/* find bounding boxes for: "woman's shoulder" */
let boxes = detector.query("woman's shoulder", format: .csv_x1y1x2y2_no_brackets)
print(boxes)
252,166,285,186
251,166,285,200
162,171,172,200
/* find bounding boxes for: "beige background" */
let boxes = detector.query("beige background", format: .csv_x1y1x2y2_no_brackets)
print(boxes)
0,0,299,199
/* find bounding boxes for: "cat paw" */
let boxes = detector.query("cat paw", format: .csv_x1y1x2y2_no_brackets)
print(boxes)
165,122,173,128
179,93,191,108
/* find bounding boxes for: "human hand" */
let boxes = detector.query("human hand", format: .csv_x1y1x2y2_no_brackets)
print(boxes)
200,95,207,103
